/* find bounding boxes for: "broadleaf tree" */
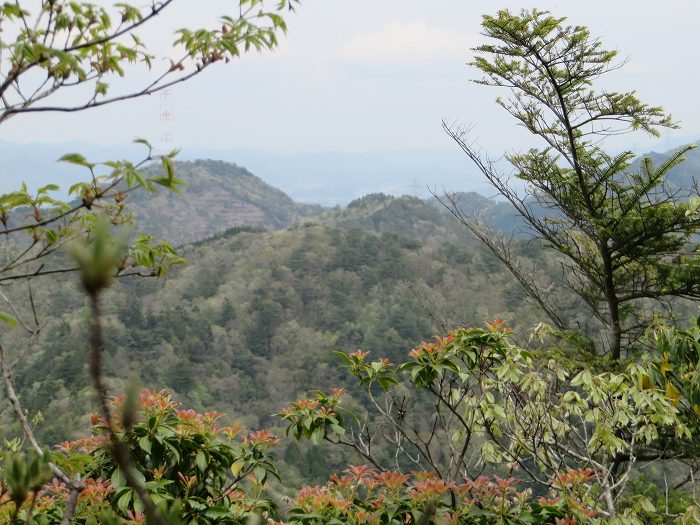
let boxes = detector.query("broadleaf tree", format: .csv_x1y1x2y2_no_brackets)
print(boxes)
279,324,700,521
442,9,700,361
0,1,299,522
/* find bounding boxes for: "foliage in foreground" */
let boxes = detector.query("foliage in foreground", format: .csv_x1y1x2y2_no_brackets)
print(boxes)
0,322,698,523
287,466,579,524
1,5,700,525
0,389,281,524
280,323,700,523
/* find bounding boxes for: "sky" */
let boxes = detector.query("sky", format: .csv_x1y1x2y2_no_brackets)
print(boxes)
1,1,699,201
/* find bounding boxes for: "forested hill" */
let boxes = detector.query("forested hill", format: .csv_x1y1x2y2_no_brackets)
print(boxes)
19,145,697,447
125,160,525,246
127,159,324,245
309,192,473,244
1,176,564,458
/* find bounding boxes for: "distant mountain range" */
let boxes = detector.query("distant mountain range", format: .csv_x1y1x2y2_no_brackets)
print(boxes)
2,140,697,243
0,140,491,205
126,162,526,244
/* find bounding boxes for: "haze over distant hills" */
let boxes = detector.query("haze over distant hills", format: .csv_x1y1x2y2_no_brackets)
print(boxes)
2,139,698,209
0,140,491,205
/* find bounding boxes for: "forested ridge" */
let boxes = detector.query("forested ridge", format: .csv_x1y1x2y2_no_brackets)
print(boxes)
116,160,324,244
3,152,696,493
0,165,555,462
1,146,698,521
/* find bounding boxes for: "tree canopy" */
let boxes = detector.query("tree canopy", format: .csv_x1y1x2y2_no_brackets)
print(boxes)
444,8,700,361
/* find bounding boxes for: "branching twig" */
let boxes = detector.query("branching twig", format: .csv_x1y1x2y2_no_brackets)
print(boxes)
87,290,165,525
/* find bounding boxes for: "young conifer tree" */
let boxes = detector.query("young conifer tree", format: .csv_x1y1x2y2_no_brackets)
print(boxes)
444,9,700,361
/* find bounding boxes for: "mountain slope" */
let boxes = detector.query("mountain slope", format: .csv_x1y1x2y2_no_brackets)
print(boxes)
127,159,323,244
1,194,561,445
433,191,529,236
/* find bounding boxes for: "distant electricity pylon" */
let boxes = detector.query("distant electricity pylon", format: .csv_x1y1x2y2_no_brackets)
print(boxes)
410,179,421,197
159,88,175,149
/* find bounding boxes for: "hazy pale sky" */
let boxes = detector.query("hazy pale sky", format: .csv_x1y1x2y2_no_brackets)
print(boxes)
1,1,698,155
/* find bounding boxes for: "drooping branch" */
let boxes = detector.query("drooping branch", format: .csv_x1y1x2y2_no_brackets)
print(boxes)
0,0,298,124
434,185,571,334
